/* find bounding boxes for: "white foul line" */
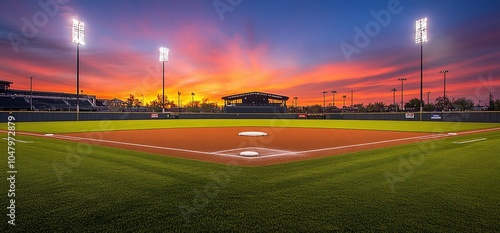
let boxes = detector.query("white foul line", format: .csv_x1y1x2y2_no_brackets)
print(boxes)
452,138,487,144
2,138,33,143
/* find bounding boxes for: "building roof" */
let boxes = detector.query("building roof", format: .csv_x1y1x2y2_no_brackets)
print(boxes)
221,91,289,101
0,80,13,85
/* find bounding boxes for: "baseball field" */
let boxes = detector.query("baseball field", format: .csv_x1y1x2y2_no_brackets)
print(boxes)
2,119,500,231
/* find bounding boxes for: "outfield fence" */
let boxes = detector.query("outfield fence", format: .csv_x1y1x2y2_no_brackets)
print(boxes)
1,111,499,122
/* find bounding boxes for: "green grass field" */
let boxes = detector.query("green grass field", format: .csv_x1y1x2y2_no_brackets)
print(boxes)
2,120,500,232
5,119,500,133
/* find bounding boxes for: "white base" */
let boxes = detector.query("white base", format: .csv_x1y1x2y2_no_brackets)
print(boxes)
239,151,259,157
238,131,268,137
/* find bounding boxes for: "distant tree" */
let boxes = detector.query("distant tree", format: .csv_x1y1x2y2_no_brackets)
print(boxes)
186,101,201,112
494,99,500,111
424,103,435,112
434,96,452,111
404,98,422,111
306,104,322,113
365,103,375,112
387,103,398,112
147,94,174,112
374,102,386,112
488,93,495,111
452,97,474,111
125,94,142,108
199,98,220,112
353,103,365,112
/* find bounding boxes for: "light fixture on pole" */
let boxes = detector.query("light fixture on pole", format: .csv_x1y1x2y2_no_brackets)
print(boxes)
398,78,407,110
322,91,327,108
342,95,346,108
416,17,428,118
391,88,397,111
191,92,195,107
294,96,298,107
30,76,33,111
439,70,449,106
159,47,169,113
72,19,85,121
426,92,431,105
331,91,337,107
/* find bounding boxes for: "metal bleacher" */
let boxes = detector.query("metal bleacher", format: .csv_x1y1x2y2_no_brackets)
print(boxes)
0,95,31,110
32,98,71,111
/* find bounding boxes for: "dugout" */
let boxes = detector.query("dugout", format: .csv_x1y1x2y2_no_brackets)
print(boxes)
222,92,289,113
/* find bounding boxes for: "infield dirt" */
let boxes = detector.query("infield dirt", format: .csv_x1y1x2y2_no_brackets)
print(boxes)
61,127,433,166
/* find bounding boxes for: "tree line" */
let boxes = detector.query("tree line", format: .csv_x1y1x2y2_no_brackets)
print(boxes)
115,94,221,112
291,96,500,113
111,94,500,113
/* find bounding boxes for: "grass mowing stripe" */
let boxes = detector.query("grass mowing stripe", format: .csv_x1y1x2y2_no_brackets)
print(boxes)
1,130,499,232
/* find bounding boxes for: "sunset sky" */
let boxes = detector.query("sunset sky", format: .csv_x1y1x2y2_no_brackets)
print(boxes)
1,0,499,106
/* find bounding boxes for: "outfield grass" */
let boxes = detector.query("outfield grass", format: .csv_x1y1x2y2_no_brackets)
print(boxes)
2,127,500,231
4,119,500,133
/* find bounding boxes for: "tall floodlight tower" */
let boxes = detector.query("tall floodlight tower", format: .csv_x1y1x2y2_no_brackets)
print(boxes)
415,17,428,119
159,47,169,113
398,78,407,110
30,76,33,111
72,19,85,121
439,70,449,105
331,91,337,107
322,91,327,108
391,88,397,111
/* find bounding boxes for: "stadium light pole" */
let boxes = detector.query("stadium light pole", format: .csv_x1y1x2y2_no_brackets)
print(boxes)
322,91,327,108
72,19,84,121
439,70,449,105
191,92,195,107
342,95,346,107
159,47,169,113
416,17,428,119
178,91,181,113
30,76,33,111
331,91,337,107
141,94,144,107
391,88,397,112
427,91,431,105
294,96,298,107
398,78,407,110
350,90,354,108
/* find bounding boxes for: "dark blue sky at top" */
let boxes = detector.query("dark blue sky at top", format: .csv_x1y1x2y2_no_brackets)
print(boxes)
1,0,499,104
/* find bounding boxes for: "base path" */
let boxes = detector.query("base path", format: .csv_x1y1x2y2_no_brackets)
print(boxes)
54,127,451,166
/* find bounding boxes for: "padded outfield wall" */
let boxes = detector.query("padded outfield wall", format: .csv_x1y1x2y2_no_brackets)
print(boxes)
0,111,499,122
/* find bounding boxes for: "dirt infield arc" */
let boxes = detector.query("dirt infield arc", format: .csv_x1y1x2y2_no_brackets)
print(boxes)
50,127,452,166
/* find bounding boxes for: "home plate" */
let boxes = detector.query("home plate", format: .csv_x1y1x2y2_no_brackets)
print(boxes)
447,133,458,136
239,151,260,157
44,134,54,137
238,131,268,137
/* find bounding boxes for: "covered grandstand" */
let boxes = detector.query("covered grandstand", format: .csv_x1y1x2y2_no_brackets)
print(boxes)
221,91,289,113
0,80,97,111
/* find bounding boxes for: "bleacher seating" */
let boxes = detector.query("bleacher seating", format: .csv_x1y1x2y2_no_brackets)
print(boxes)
67,99,97,111
0,96,31,110
32,98,70,111
1,83,98,111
